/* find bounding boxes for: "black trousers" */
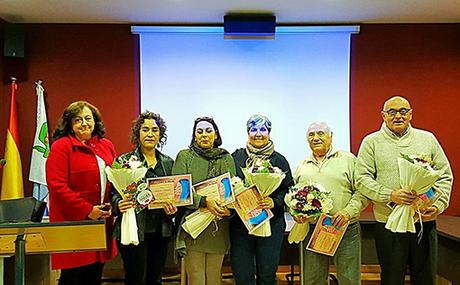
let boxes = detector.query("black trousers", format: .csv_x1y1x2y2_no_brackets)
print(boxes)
375,221,437,285
59,262,104,285
117,232,170,285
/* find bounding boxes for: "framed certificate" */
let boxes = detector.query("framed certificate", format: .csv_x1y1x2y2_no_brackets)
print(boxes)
414,186,442,222
414,186,442,210
193,172,234,205
233,184,273,233
387,186,442,218
147,174,193,209
306,214,349,256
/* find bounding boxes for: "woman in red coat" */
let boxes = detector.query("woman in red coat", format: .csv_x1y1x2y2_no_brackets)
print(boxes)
46,101,117,285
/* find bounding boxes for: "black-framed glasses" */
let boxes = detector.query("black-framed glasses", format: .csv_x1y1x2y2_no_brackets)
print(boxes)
383,108,411,116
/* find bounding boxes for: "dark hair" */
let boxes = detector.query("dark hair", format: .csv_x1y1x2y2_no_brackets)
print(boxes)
189,116,222,148
52,101,105,141
130,111,167,148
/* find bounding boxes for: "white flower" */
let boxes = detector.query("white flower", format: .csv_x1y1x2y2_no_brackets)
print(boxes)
128,155,142,169
231,176,243,185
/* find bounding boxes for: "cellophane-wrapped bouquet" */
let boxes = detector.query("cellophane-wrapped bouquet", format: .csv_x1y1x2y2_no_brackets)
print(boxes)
225,176,246,211
105,155,148,245
242,160,285,237
285,182,333,244
182,174,234,239
385,153,441,233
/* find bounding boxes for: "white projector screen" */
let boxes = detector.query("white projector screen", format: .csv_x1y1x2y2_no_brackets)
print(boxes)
133,26,358,170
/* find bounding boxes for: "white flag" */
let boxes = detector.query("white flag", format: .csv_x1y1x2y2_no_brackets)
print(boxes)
29,81,50,203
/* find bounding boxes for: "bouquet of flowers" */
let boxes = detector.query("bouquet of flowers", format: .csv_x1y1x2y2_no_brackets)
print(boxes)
224,176,246,211
241,160,285,237
285,182,333,244
231,176,246,195
105,155,148,245
182,173,234,239
182,208,215,239
385,153,441,233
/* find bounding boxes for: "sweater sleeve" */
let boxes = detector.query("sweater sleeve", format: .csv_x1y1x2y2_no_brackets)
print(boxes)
355,136,394,203
342,154,370,219
430,135,454,214
46,140,93,220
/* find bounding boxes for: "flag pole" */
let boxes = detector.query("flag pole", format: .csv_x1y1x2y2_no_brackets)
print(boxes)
30,79,50,217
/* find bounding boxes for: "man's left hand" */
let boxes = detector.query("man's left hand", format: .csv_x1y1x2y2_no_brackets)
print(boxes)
332,210,350,227
421,206,438,221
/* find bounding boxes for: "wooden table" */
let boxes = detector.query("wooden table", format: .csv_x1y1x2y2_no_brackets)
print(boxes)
0,220,106,285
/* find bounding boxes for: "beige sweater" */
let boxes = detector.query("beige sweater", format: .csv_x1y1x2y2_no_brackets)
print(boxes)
355,124,453,223
294,149,368,223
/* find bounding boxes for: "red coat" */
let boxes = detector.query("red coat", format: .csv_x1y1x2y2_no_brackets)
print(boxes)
46,135,117,269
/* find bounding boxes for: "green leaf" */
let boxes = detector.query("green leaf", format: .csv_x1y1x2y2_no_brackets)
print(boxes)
111,160,123,169
33,146,46,154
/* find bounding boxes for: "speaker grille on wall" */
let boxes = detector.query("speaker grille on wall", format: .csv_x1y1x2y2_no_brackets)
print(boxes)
224,14,276,38
3,24,25,58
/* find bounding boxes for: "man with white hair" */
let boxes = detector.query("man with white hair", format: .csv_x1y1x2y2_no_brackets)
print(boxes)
355,96,453,285
292,121,368,285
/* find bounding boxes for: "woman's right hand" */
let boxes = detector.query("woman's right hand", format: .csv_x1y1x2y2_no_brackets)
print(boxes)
118,199,134,213
88,205,112,220
205,196,226,218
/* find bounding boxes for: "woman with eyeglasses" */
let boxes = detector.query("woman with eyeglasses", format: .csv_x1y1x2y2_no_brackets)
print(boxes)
111,111,177,285
172,116,236,285
46,101,117,285
230,114,294,285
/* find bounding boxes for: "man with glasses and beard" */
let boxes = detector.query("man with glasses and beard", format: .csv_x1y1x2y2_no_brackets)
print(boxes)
355,96,453,285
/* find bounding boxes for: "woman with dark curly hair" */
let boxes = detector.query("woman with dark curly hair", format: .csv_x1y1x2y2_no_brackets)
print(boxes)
46,101,117,285
111,111,177,285
172,116,236,285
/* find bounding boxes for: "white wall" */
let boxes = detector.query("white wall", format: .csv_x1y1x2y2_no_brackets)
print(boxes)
137,26,354,170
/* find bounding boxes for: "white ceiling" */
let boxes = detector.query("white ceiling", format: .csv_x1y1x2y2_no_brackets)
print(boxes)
0,0,460,24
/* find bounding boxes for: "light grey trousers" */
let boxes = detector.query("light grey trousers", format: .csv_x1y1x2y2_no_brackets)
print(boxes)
184,250,225,285
302,222,362,285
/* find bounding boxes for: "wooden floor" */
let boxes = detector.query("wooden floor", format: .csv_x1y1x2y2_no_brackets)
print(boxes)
99,265,410,285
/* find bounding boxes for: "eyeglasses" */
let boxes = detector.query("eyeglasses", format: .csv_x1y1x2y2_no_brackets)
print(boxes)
383,108,411,116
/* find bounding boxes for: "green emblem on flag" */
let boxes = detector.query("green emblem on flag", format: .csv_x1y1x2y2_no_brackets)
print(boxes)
32,122,50,158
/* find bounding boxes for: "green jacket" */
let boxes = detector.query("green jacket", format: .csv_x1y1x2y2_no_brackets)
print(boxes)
172,147,236,255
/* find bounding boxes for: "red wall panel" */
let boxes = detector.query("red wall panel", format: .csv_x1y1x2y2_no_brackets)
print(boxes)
0,24,139,196
351,24,460,215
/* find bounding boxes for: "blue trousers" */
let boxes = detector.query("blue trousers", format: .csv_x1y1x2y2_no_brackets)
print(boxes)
230,215,286,285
